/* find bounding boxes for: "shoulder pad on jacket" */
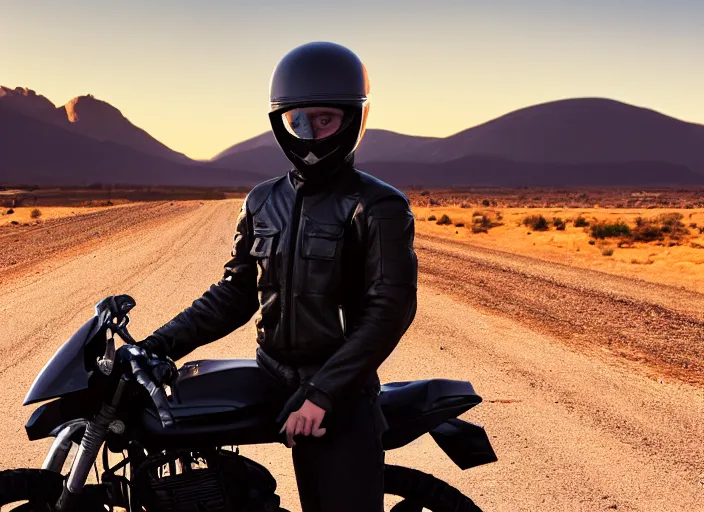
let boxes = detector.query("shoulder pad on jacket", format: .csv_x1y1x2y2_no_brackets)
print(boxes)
246,175,287,214
353,169,410,208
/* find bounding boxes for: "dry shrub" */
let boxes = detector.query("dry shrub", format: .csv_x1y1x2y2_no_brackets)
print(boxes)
657,213,688,240
601,248,614,256
436,214,452,225
522,215,549,231
427,215,437,221
471,212,503,233
30,208,42,218
630,213,688,245
553,217,566,230
574,215,589,227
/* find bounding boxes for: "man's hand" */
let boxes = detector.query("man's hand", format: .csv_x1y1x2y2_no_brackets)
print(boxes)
279,399,327,448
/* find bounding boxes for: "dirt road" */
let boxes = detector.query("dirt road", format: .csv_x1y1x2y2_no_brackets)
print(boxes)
0,199,702,511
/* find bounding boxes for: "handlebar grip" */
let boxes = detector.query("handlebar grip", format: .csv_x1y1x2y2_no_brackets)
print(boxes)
129,359,175,428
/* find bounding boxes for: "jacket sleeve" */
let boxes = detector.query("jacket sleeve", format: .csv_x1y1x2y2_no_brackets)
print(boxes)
301,195,418,411
140,197,260,361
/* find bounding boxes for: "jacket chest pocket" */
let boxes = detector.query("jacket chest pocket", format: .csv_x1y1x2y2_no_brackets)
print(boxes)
300,218,344,294
250,227,279,287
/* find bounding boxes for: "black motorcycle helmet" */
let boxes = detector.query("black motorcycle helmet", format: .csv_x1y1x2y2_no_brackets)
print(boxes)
268,41,370,181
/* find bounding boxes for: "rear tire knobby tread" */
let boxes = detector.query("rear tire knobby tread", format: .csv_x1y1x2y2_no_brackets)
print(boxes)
384,464,483,512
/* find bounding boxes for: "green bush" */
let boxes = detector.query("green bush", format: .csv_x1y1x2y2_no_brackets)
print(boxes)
589,220,631,239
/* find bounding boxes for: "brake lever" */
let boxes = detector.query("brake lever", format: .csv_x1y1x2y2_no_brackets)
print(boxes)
114,316,137,345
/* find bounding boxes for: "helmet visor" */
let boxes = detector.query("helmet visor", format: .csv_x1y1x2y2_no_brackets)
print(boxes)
282,106,352,140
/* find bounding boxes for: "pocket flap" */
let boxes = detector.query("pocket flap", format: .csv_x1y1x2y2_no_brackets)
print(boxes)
305,221,344,239
250,228,279,258
302,235,339,260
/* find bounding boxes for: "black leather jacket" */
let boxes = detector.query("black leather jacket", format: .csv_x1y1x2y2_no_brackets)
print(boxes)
141,164,418,414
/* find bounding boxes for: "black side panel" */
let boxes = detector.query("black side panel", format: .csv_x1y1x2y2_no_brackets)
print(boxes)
134,406,284,451
380,379,482,451
430,418,498,470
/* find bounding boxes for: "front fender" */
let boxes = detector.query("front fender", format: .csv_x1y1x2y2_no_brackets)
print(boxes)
430,418,498,470
25,390,93,441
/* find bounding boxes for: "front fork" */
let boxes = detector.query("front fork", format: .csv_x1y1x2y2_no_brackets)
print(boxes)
41,420,87,473
54,375,129,512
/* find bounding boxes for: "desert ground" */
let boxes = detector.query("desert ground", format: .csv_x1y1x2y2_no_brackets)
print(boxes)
0,195,703,511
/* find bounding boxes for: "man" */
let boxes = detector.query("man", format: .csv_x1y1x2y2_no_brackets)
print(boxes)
138,41,418,512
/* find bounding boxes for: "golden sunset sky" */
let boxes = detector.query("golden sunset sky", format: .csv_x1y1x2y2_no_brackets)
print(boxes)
2,0,702,160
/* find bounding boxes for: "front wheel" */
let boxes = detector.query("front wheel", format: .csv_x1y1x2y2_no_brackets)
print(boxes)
384,464,483,512
0,469,106,511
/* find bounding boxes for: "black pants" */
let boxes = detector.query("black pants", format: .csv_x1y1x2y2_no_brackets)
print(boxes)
290,392,388,512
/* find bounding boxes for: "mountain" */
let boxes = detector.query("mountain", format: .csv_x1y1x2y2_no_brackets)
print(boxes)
0,104,263,187
3,87,704,188
210,128,439,172
0,86,188,162
405,98,704,173
211,98,704,183
211,132,277,160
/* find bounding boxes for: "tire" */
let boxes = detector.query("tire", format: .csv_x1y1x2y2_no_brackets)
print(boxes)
0,469,105,511
383,464,483,512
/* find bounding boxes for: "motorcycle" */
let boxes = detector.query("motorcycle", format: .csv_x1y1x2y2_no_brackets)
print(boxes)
0,294,497,511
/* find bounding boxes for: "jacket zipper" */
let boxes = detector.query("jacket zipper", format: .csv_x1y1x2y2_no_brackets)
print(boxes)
284,189,304,350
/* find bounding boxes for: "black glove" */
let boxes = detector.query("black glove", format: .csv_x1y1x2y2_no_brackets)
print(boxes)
135,336,169,360
145,356,179,386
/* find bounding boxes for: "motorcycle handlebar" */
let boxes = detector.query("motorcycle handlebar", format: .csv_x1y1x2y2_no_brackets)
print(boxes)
118,345,176,429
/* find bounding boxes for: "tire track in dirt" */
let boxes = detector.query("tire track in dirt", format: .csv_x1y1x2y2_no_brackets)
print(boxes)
0,201,199,285
415,233,704,386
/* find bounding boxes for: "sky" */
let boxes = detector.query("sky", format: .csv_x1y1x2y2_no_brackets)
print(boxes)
1,0,703,160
